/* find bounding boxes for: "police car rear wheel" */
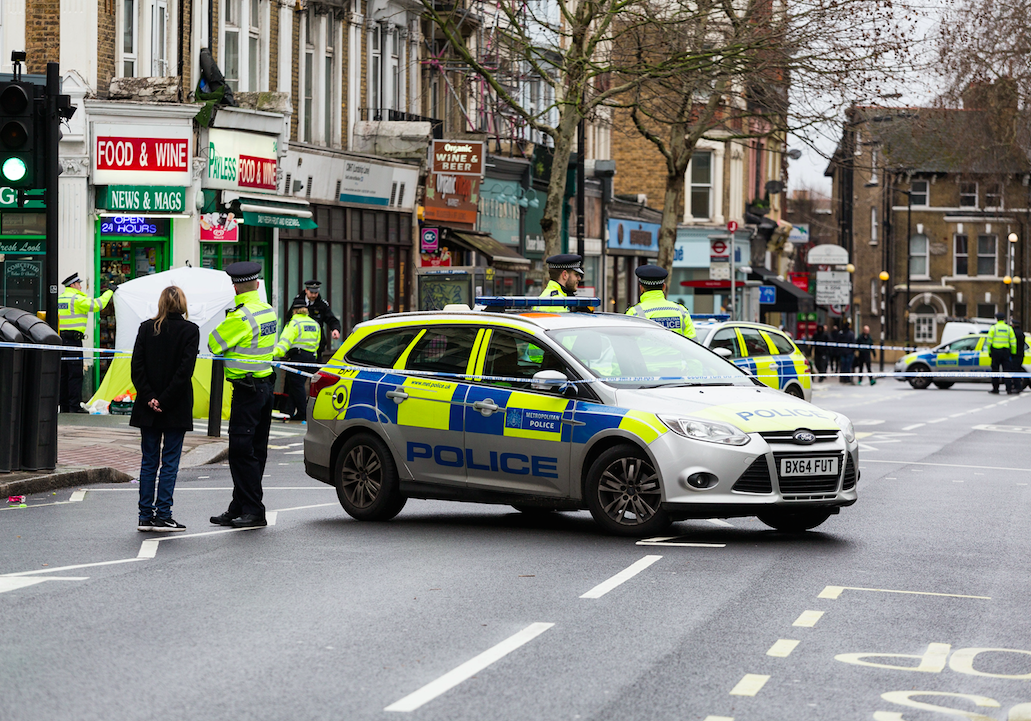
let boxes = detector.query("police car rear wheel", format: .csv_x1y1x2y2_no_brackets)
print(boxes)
908,364,932,389
335,433,406,521
784,384,804,399
758,509,833,533
585,445,671,536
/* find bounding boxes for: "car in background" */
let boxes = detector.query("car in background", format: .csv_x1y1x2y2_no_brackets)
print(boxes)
894,333,1031,389
694,320,813,401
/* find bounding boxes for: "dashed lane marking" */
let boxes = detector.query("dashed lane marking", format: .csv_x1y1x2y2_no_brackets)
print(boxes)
767,639,800,657
793,610,824,627
902,423,925,430
707,519,734,527
69,490,86,502
861,459,1031,473
818,585,990,600
729,674,769,696
384,622,555,712
636,537,726,548
580,555,663,599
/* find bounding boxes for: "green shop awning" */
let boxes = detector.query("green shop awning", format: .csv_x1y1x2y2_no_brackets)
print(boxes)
227,192,317,230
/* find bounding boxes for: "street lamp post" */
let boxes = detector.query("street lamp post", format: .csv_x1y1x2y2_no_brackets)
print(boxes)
1008,232,1019,321
879,270,889,371
893,187,913,346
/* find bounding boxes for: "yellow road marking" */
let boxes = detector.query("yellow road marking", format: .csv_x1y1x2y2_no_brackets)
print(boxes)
767,639,800,657
793,610,824,627
729,674,769,696
818,585,990,600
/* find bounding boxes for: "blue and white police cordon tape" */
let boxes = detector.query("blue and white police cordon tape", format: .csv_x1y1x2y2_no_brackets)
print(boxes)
795,339,920,352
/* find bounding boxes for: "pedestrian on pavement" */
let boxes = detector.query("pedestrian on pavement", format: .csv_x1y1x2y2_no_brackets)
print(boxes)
130,286,198,533
1011,320,1025,395
829,323,841,374
58,272,114,413
274,297,322,420
855,324,877,385
812,324,829,382
625,265,696,338
208,262,278,529
534,254,584,312
290,280,341,358
986,312,1017,394
839,321,856,384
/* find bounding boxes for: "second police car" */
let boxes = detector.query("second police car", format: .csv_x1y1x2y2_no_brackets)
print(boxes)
894,332,1031,389
695,318,813,401
303,299,857,536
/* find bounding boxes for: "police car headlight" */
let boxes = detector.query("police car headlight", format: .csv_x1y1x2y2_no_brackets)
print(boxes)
834,413,856,443
659,416,750,446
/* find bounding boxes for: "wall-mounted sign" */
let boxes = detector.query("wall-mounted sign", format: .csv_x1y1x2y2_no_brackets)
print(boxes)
92,123,192,186
199,212,240,242
204,129,278,193
815,271,850,305
99,216,169,237
430,140,485,177
421,227,439,252
0,239,45,254
807,244,848,265
96,186,186,213
420,248,452,267
0,187,45,209
788,224,810,244
607,218,660,256
788,272,810,293
423,173,480,227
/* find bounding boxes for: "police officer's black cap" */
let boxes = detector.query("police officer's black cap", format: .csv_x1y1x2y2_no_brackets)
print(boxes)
546,254,583,272
224,261,262,283
635,264,668,286
304,279,322,290
997,312,1006,320
62,272,82,286
290,296,308,310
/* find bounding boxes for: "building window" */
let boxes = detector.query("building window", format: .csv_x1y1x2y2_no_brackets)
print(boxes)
954,302,967,317
371,25,382,113
122,0,138,76
977,234,997,276
977,302,996,318
960,182,978,208
689,151,712,220
869,148,878,185
954,234,968,275
914,304,936,342
909,234,929,278
870,279,877,313
151,0,168,76
390,28,401,111
870,206,877,245
911,179,929,207
986,182,1003,209
325,18,335,144
223,0,240,90
248,0,261,90
303,10,314,143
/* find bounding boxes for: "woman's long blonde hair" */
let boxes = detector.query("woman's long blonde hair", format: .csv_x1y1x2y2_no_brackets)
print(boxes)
154,285,188,335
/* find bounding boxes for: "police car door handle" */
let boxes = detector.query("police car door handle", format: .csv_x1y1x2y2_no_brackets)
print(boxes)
386,389,409,404
472,399,499,415
563,418,586,426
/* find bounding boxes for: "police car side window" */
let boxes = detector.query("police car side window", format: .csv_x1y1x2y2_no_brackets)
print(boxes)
768,332,796,355
483,330,568,391
405,327,479,376
947,337,979,352
739,328,771,357
710,328,742,358
345,329,421,368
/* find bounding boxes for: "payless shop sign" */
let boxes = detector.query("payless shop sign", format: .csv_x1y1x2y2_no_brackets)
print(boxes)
204,128,278,193
92,124,192,186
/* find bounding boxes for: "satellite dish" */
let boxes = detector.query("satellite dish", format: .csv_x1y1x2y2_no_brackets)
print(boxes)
765,180,785,195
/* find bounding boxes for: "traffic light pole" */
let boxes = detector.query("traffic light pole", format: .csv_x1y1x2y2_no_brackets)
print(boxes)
44,62,59,330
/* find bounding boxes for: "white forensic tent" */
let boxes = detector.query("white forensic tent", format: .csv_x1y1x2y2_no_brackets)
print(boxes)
87,267,270,419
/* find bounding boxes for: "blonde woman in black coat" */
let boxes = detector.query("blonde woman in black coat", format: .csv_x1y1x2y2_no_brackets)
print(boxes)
130,286,199,532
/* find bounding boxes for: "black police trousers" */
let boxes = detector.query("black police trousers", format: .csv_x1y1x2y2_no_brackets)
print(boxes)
990,348,1014,393
226,375,274,519
59,332,84,412
284,350,317,420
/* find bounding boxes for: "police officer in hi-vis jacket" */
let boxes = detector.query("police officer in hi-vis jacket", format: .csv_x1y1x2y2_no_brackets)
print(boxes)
625,264,696,339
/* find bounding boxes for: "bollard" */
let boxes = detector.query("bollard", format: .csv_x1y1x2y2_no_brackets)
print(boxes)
0,316,26,473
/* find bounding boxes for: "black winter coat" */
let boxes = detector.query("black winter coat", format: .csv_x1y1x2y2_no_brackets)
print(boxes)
290,291,341,353
130,314,199,430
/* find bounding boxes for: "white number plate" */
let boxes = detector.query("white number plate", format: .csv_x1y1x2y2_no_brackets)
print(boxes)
780,457,838,477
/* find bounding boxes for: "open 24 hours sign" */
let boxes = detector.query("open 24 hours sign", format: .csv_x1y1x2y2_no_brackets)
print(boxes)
204,129,278,193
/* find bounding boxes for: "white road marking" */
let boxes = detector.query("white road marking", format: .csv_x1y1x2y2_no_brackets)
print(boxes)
84,487,329,491
767,639,800,657
284,450,305,455
635,540,726,548
0,577,49,593
861,459,1030,473
68,490,86,502
818,585,990,600
729,674,769,696
286,442,304,447
973,424,1031,434
580,555,663,599
901,423,925,431
2,558,144,577
927,418,949,424
853,419,885,426
707,519,734,527
384,622,554,712
198,476,209,479
953,480,964,483
273,502,336,513
793,610,824,627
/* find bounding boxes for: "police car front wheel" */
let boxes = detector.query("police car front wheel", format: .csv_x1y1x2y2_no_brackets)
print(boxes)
585,445,671,536
335,433,407,521
907,363,932,389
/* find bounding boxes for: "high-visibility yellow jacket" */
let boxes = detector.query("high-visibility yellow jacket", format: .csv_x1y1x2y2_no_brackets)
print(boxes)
207,290,277,379
273,314,322,358
57,286,113,333
987,320,1017,354
533,280,570,313
625,289,697,339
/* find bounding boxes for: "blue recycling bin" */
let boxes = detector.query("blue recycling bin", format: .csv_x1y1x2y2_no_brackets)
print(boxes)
2,309,61,471
0,315,26,473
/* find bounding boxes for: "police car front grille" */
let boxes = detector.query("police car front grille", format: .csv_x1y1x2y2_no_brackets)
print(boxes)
842,454,857,490
760,429,840,444
773,451,843,497
732,458,773,494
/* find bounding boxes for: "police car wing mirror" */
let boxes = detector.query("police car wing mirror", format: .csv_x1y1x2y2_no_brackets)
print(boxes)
713,347,733,359
531,370,570,393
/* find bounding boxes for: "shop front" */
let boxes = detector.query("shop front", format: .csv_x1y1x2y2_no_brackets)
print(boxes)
278,145,419,341
0,189,46,311
671,226,752,315
606,209,662,313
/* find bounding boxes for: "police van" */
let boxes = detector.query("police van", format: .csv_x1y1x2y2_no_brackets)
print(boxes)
694,319,813,401
302,299,857,536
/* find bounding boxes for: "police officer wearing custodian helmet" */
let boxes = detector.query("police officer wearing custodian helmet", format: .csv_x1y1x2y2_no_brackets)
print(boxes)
207,262,278,528
625,264,696,338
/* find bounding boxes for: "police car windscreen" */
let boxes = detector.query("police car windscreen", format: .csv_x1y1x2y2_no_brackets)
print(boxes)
547,326,752,389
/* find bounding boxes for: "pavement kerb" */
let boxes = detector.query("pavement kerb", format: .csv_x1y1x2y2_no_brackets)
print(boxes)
181,441,230,468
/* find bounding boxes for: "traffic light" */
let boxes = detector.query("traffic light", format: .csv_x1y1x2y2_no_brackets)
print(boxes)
0,81,36,188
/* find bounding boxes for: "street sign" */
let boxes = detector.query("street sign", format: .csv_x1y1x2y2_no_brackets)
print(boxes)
710,238,728,257
727,220,739,233
759,285,776,304
681,280,746,289
816,271,850,305
807,244,849,266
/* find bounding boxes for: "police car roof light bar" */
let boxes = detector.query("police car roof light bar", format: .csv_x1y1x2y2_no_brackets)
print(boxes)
693,314,731,322
476,296,601,312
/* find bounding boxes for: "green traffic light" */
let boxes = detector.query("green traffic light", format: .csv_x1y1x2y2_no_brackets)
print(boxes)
2,156,26,182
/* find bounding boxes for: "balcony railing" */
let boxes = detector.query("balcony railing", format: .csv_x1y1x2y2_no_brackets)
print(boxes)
359,108,443,139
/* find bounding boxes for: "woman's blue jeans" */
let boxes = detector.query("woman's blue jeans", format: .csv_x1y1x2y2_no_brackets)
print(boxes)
138,428,186,521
